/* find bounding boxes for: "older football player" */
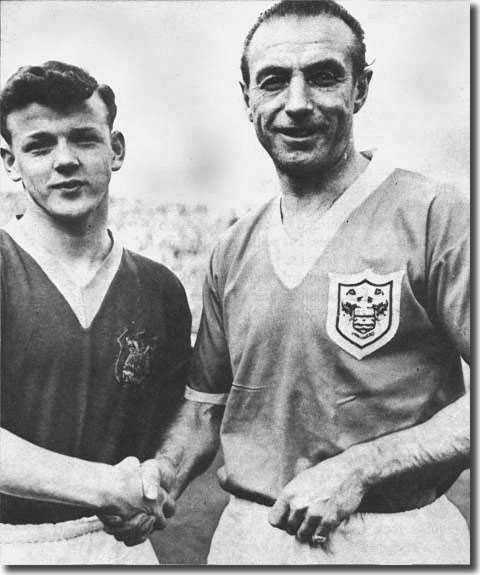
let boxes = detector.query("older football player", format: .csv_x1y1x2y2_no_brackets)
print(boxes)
105,0,470,564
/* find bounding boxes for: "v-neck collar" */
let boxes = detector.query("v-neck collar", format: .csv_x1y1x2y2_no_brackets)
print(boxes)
3,218,124,330
268,150,395,289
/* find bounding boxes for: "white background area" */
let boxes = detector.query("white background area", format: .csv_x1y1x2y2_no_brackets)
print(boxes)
0,0,469,210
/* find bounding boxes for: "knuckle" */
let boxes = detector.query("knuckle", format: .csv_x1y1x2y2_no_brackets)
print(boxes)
304,508,321,522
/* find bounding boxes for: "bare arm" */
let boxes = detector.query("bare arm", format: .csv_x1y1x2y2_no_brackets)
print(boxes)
153,398,224,500
0,428,174,523
269,392,469,543
351,392,469,485
99,398,224,544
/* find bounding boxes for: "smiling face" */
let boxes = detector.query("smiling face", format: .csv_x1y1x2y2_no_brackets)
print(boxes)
1,92,124,222
243,14,370,177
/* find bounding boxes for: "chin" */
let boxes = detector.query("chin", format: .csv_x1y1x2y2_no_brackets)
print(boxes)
47,204,96,223
276,157,329,178
47,196,105,222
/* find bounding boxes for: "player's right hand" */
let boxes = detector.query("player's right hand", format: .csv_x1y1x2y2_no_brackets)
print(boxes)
98,457,176,546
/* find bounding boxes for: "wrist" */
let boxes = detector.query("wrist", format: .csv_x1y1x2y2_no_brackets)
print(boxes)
93,463,124,511
342,443,381,490
97,463,140,516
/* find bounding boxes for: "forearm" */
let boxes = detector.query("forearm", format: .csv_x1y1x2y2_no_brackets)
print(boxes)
347,393,470,488
154,399,223,499
0,428,122,511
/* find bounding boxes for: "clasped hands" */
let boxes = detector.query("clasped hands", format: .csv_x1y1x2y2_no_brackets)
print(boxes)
267,450,369,548
98,456,176,547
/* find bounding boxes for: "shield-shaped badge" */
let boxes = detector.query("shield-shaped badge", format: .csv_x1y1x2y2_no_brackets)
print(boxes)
115,328,158,389
326,269,404,359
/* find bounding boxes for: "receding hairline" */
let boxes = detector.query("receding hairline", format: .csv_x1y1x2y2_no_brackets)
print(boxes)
251,13,359,52
245,12,361,74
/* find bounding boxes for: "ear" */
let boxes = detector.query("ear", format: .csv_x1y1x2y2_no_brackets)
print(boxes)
239,81,253,123
110,131,125,172
353,68,373,114
0,146,22,182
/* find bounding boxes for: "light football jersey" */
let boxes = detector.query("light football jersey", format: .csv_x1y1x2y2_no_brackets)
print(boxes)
187,152,469,510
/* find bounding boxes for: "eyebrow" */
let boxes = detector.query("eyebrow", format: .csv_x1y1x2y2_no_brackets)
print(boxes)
23,131,55,142
255,58,347,84
23,126,102,142
69,127,102,136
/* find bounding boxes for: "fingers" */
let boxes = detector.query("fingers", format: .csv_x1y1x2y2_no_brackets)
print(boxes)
298,504,340,546
162,492,176,519
141,459,160,500
268,498,290,528
122,516,156,547
285,507,305,536
98,513,123,527
103,512,155,542
270,498,341,547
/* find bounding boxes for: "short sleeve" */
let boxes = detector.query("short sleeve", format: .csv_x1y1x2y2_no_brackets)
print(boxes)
186,243,232,405
164,273,192,382
426,186,470,363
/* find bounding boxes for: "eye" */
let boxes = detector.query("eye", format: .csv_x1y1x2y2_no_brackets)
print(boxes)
258,75,288,92
308,71,339,87
72,135,100,147
23,142,53,156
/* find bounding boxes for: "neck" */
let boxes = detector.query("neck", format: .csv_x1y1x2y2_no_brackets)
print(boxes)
279,147,370,219
19,196,111,265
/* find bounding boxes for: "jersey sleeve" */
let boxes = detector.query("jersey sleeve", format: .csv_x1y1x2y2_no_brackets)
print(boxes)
426,186,470,363
164,273,192,384
186,242,232,405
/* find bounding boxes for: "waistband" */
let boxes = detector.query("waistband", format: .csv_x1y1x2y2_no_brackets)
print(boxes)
0,515,103,544
227,493,450,520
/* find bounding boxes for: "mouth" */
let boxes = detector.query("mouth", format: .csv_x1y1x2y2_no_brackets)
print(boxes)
50,179,87,192
277,126,319,140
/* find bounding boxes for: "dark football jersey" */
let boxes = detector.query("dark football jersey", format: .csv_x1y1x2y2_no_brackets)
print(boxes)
0,229,191,524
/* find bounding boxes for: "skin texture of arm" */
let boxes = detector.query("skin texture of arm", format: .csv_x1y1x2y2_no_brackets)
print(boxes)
268,392,470,543
155,399,224,500
99,398,224,544
0,428,174,531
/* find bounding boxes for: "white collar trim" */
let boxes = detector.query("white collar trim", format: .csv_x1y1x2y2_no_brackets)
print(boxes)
3,218,124,329
268,150,395,289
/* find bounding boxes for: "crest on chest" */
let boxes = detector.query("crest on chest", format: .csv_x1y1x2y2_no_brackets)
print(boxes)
327,269,404,359
115,328,158,388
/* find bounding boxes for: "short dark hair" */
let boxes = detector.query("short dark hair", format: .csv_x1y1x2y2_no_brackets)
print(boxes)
0,60,117,145
241,0,368,86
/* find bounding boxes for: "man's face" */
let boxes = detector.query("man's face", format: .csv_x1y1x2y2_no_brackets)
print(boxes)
2,92,124,222
243,15,370,177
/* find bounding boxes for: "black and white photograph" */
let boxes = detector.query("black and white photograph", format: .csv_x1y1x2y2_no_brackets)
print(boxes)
0,0,470,566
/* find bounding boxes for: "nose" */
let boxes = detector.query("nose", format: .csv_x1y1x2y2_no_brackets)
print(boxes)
52,141,80,174
284,75,313,118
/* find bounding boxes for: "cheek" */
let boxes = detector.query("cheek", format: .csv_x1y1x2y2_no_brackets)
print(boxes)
16,158,51,187
84,152,113,178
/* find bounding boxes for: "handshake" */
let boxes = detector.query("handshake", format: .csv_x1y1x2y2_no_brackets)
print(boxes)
98,456,177,547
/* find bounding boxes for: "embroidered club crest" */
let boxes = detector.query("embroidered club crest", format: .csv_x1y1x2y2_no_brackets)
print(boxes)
115,328,157,388
326,269,404,360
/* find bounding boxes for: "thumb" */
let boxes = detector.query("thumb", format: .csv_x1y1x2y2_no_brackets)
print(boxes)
116,455,141,472
141,459,160,500
294,457,312,475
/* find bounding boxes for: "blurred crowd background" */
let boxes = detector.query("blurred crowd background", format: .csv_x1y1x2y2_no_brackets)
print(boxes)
0,0,469,564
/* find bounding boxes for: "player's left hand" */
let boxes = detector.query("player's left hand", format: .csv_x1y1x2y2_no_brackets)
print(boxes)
268,452,367,547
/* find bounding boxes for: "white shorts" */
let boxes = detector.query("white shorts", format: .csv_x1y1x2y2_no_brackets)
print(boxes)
0,515,158,565
208,495,470,565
